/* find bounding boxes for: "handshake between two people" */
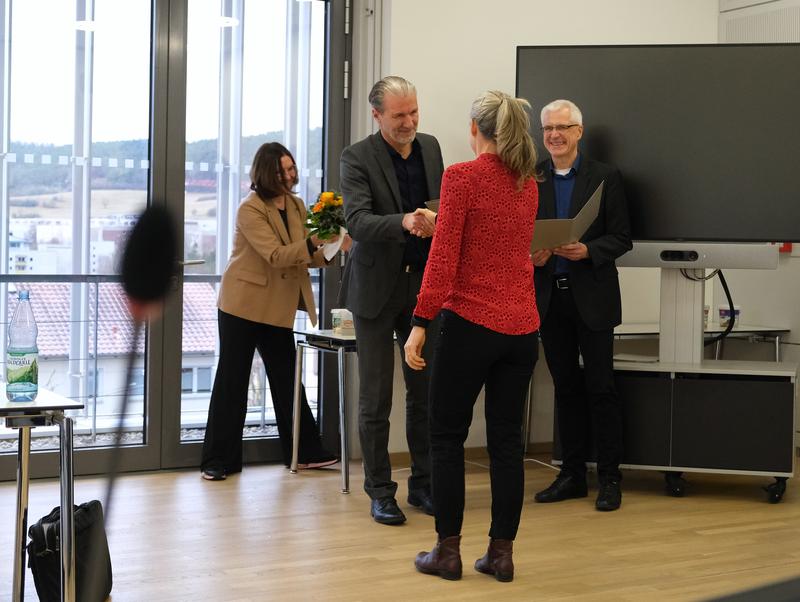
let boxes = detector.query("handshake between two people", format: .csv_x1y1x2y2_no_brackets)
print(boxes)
532,242,589,266
402,208,437,238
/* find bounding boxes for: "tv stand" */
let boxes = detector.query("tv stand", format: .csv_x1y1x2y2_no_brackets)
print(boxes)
630,266,795,502
552,264,796,503
612,358,795,503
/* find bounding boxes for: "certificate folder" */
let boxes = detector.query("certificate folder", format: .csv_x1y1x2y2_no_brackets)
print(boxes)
531,180,604,252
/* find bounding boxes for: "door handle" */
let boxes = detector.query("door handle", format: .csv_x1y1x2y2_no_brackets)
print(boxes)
172,259,207,290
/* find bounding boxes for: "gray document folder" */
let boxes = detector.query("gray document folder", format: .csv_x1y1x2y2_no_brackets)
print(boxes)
531,180,604,252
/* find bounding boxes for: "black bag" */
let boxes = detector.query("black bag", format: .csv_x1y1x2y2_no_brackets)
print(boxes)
27,499,113,602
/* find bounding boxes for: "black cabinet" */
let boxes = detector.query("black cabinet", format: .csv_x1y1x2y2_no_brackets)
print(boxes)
671,375,794,473
617,371,671,467
551,363,796,477
616,366,795,476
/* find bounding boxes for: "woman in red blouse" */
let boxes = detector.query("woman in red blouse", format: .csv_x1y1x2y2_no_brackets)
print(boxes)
405,91,540,582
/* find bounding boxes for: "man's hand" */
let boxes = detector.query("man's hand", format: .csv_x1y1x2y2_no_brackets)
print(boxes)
404,326,427,370
340,234,353,253
553,242,589,261
402,209,435,238
532,249,552,266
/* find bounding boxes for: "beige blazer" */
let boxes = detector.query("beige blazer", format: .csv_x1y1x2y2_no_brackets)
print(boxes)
218,191,327,328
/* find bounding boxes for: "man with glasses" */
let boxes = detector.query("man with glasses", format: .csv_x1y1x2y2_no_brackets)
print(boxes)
531,99,632,511
339,76,443,525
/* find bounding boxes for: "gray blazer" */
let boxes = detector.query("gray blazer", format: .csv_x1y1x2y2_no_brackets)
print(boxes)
338,131,444,319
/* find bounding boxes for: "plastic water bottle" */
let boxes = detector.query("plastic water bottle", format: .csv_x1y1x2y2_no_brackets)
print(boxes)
6,290,38,402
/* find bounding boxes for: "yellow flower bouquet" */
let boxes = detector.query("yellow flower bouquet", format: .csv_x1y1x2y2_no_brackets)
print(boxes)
306,191,345,240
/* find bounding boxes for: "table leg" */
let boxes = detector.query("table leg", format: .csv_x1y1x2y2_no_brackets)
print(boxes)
338,347,349,494
290,343,305,473
775,335,781,363
55,414,76,602
12,426,31,602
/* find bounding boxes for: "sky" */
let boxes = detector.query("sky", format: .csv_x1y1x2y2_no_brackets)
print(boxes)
9,0,324,146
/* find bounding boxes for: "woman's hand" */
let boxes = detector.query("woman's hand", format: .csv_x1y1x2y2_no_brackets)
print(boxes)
310,232,338,247
402,209,435,238
340,234,353,253
404,326,427,370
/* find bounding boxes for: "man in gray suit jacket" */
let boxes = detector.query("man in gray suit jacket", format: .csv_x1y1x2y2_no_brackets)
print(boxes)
339,76,444,525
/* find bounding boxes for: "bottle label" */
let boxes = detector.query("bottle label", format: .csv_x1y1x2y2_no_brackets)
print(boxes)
7,351,38,385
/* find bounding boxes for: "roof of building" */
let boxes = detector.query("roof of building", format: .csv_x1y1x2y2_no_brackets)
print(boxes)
7,282,218,357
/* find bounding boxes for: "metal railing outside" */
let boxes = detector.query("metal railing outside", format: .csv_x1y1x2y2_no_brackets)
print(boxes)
0,273,321,451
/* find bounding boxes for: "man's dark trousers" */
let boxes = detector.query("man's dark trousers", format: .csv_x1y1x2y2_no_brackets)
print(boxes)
540,283,623,482
353,270,436,500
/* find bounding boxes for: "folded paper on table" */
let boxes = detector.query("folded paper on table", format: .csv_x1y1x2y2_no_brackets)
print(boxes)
530,181,604,252
425,199,440,212
321,227,346,261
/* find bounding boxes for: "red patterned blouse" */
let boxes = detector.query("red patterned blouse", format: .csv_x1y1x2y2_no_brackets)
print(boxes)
413,153,540,335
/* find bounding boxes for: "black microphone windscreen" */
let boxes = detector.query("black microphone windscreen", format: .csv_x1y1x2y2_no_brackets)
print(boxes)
121,206,178,303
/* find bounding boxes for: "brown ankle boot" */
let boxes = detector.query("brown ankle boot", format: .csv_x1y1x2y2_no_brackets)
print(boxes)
474,538,514,582
414,535,462,580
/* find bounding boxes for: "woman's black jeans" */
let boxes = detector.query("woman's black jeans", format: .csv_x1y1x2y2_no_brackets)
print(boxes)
428,310,538,540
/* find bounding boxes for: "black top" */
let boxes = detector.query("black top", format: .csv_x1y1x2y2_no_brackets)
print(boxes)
278,206,289,230
279,206,317,257
382,137,431,270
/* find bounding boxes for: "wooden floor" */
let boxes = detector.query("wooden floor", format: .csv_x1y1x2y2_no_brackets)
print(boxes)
2,457,800,601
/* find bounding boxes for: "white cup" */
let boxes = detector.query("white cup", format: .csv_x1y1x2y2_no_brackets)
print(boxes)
718,305,741,328
331,308,354,333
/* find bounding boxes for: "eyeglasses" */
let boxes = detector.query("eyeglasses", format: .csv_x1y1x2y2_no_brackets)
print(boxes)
541,124,580,133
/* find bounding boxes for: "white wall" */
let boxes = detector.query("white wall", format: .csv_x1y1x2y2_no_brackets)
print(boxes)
386,0,719,167
345,0,720,457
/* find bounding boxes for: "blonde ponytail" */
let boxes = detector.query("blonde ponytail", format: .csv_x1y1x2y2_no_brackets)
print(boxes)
470,90,540,189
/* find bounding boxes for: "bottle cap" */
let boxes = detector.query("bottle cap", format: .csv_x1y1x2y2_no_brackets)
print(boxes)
19,290,30,300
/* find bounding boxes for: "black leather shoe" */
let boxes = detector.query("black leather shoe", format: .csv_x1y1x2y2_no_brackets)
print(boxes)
201,467,226,481
534,474,588,503
408,488,435,515
371,497,407,525
595,480,622,511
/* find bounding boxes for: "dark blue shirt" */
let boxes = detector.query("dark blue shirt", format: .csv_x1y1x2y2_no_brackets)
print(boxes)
551,153,582,275
383,137,431,270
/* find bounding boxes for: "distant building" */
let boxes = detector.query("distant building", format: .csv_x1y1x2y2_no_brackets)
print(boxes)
8,249,61,273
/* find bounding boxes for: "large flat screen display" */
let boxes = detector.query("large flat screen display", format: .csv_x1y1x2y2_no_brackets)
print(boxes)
516,44,800,242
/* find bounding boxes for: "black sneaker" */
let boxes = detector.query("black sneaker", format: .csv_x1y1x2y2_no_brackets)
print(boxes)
201,467,226,481
297,455,340,469
595,480,622,511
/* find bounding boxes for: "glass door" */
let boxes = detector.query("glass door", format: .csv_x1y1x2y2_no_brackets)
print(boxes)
161,0,330,468
0,0,158,480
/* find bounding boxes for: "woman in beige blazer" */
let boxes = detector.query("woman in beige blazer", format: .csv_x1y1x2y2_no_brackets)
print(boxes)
201,142,350,480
